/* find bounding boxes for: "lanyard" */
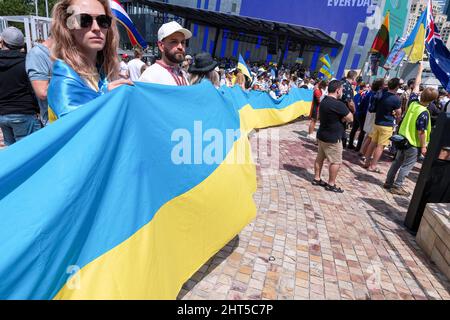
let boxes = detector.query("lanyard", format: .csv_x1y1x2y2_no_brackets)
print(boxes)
156,60,187,86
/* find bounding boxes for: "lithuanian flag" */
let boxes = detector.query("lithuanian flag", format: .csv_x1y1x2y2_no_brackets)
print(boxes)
370,11,390,63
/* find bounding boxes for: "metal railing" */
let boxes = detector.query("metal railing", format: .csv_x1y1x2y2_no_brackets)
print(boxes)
0,16,52,51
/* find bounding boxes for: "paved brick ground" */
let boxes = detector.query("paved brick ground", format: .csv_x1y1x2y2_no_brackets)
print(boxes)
178,120,450,300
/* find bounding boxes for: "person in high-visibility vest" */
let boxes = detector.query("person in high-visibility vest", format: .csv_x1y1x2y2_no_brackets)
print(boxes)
384,62,438,196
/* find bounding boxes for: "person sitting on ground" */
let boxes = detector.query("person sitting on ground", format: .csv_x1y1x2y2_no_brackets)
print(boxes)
188,52,220,88
312,80,353,193
384,62,437,196
48,0,133,120
363,78,402,173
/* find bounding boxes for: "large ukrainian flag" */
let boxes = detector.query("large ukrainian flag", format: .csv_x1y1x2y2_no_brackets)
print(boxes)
0,80,312,299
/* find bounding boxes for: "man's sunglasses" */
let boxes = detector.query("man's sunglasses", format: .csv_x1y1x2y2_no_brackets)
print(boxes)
73,14,112,29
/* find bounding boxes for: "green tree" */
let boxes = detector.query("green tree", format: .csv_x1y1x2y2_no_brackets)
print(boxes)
0,0,58,17
0,0,33,16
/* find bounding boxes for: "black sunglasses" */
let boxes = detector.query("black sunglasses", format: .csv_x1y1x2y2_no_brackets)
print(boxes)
74,14,112,29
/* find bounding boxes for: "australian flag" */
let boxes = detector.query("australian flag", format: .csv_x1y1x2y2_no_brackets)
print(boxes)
425,2,450,91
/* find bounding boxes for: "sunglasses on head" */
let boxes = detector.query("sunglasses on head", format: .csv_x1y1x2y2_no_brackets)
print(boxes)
73,13,112,29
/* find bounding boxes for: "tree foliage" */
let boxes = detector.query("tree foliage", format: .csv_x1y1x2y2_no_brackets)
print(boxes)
0,0,58,17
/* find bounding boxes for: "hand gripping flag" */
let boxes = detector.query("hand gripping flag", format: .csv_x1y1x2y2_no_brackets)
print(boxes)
110,0,148,49
425,0,450,91
0,64,313,299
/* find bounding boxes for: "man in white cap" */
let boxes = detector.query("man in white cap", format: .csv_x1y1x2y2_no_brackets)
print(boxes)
139,21,192,86
0,27,41,146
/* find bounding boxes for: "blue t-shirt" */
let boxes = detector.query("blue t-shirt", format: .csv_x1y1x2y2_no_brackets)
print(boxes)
374,90,401,127
356,90,374,117
26,44,53,123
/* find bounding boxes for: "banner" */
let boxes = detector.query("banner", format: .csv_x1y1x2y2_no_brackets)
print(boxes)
384,37,406,69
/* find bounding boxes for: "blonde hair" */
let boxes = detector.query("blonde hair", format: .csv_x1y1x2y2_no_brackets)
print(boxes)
190,70,220,88
51,0,119,80
235,72,245,88
420,87,439,104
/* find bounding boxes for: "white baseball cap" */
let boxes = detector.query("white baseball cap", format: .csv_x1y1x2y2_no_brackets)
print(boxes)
158,21,192,42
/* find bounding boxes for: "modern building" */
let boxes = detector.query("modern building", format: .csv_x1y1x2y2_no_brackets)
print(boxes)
121,0,410,78
407,0,450,48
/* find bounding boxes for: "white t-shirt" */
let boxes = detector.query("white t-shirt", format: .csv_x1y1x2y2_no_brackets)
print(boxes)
139,62,189,86
127,58,145,81
119,61,129,78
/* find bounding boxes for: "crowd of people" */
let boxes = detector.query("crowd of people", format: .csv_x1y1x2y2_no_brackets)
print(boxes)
0,0,317,147
1,0,448,201
311,66,450,195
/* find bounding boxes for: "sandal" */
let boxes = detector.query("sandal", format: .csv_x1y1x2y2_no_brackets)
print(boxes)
312,179,328,187
325,184,344,193
367,167,382,174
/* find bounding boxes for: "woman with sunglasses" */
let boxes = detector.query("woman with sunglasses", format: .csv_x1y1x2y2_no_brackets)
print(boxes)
48,0,132,120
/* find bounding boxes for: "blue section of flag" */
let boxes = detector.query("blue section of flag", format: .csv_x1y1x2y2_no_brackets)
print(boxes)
0,80,242,299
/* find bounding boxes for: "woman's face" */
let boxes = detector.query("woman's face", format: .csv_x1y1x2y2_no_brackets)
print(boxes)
70,0,108,57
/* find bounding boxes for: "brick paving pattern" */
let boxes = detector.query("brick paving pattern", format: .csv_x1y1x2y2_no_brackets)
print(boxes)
178,120,450,300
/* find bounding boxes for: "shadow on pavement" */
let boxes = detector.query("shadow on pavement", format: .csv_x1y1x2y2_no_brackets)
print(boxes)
282,164,315,183
177,235,239,300
361,197,450,297
343,162,384,186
